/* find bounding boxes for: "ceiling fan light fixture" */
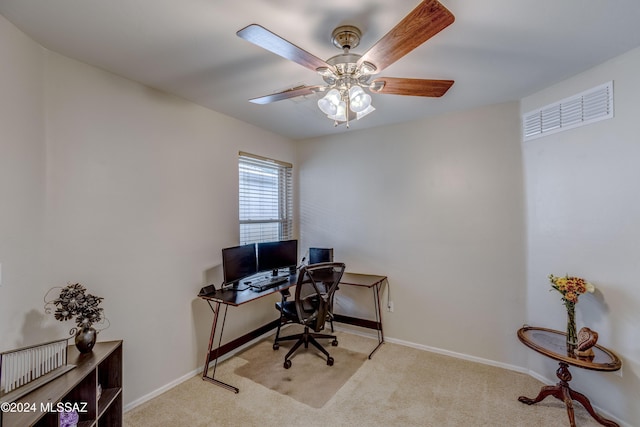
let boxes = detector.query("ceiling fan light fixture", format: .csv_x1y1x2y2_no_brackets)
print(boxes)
359,61,377,75
317,67,337,84
238,0,455,128
348,85,372,113
369,80,385,93
327,101,347,122
318,97,337,115
356,104,375,120
316,67,332,77
325,88,341,104
348,84,364,97
317,89,341,115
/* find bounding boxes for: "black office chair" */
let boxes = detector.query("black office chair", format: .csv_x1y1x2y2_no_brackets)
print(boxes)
308,248,338,331
272,262,345,369
273,247,336,344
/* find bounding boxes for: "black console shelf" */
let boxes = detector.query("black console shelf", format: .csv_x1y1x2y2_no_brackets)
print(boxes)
1,341,123,427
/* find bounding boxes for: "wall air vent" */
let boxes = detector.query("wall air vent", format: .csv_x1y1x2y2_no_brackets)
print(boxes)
522,81,613,141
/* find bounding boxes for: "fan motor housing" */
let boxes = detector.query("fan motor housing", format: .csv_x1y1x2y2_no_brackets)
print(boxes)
331,25,361,50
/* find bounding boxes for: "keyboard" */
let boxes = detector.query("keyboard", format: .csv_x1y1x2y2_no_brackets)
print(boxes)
247,275,289,292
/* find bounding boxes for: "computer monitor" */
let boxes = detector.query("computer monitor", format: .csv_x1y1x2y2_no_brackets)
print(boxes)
222,243,257,286
257,239,298,275
309,247,334,264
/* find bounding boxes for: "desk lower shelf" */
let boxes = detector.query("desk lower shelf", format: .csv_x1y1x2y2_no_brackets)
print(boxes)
333,314,381,331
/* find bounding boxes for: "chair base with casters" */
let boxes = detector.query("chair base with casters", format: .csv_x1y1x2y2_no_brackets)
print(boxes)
273,324,338,369
273,262,345,369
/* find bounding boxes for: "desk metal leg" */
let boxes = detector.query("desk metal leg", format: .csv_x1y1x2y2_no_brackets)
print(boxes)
202,301,239,393
334,278,387,358
367,280,386,359
518,362,618,427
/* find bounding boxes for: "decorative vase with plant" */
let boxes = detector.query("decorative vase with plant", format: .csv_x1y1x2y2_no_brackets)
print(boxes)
44,283,108,353
548,274,595,348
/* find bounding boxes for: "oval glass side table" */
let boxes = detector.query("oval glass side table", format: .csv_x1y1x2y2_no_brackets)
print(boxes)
517,326,621,427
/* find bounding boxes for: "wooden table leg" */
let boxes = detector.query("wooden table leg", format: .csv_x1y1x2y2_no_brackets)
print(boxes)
567,387,619,427
518,362,618,427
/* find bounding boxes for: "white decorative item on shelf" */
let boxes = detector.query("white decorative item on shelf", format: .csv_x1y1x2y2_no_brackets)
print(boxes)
0,338,76,404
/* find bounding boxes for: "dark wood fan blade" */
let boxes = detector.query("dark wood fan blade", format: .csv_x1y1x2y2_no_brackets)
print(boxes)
249,85,323,104
370,77,454,97
237,24,331,72
359,0,454,72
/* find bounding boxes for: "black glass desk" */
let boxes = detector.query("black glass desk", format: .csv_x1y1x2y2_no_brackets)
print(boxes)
198,271,388,392
198,276,297,393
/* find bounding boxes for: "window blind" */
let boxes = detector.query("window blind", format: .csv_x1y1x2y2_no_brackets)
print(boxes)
239,152,293,245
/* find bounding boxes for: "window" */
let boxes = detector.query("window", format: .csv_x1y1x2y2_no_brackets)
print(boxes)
239,152,293,245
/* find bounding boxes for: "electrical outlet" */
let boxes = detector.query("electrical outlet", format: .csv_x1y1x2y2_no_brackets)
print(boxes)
387,301,394,312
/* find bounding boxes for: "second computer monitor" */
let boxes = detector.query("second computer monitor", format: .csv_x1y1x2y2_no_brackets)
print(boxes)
309,247,334,264
222,243,257,286
257,239,298,275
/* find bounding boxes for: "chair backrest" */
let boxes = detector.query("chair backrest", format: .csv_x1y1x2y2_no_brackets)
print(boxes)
294,262,345,332
308,247,334,264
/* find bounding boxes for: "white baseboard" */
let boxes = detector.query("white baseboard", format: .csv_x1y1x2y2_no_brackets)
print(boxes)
387,334,629,427
385,335,530,374
334,325,630,427
123,327,279,412
124,326,631,426
333,324,527,373
124,367,201,412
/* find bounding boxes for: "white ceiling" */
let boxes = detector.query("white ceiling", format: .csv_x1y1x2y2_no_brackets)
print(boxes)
2,0,640,140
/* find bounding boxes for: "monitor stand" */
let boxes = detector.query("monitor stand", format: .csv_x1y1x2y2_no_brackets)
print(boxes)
273,268,292,277
224,281,249,292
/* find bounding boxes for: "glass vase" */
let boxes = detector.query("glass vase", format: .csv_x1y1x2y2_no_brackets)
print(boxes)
566,303,577,348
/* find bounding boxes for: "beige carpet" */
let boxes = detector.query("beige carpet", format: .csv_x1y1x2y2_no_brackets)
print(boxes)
234,327,367,408
124,330,610,427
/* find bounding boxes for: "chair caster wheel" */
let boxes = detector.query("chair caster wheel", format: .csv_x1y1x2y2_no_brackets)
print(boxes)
327,357,334,366
284,359,292,369
273,343,279,350
331,339,338,346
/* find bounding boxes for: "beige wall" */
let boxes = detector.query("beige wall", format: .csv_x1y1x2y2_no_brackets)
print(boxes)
522,46,640,425
297,102,527,366
0,15,48,349
43,52,297,406
0,13,297,407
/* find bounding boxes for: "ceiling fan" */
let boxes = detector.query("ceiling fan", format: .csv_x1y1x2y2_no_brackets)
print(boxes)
236,0,455,127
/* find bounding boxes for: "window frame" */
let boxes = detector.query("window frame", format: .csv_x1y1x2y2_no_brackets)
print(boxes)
238,152,293,245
